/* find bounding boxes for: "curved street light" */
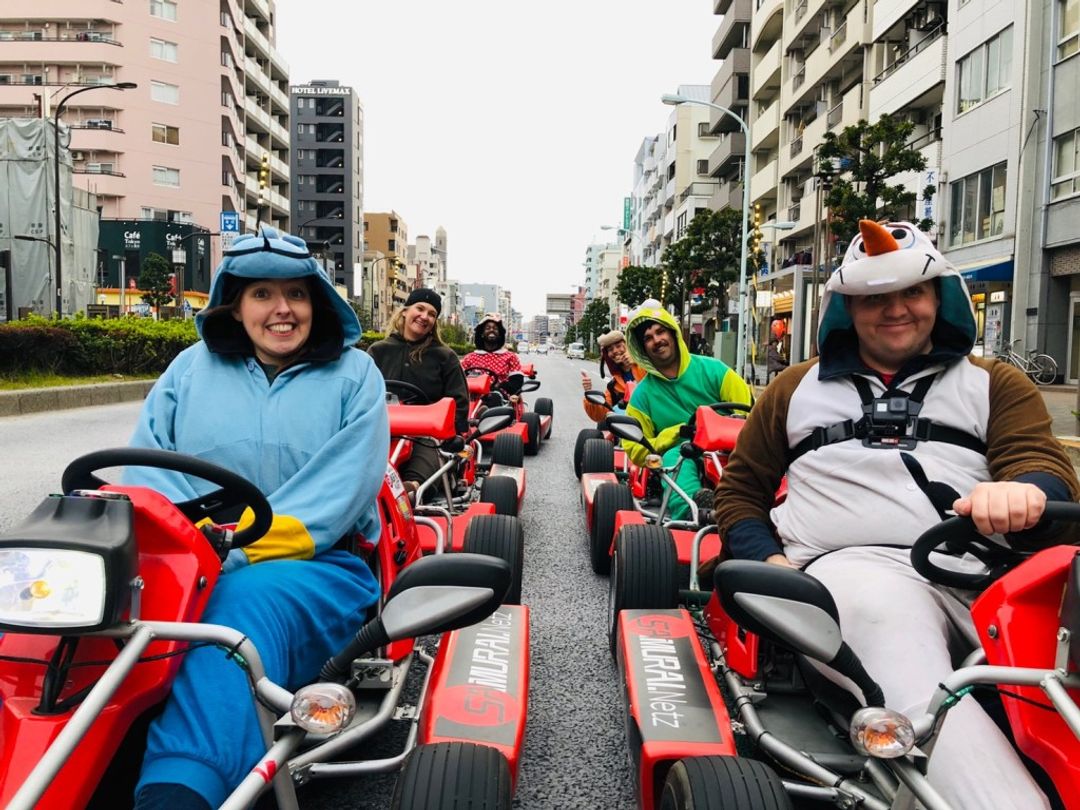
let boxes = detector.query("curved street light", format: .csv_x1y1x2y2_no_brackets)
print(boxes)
661,93,752,381
53,81,137,317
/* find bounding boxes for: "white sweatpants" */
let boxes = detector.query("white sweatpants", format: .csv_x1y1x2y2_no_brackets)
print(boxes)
805,546,1050,810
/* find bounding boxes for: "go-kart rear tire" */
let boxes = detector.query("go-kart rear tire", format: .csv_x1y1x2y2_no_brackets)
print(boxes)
534,397,553,438
659,756,792,810
479,474,518,517
573,428,604,478
589,482,634,576
463,513,524,604
581,437,615,475
491,432,524,467
608,524,678,658
522,412,542,456
391,742,512,810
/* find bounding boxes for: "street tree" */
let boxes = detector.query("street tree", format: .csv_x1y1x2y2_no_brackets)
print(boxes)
614,265,663,311
438,320,470,346
576,299,611,349
661,207,744,330
139,252,175,314
817,114,934,245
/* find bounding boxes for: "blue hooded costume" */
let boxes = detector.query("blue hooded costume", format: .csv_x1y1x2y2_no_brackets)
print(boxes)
126,229,388,808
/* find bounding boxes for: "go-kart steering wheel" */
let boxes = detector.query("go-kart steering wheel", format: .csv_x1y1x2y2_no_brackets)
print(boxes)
62,448,273,548
384,379,431,405
708,401,753,417
465,368,497,379
911,501,1080,591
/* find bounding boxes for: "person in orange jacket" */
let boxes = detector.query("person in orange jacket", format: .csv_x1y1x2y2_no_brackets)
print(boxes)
580,329,646,424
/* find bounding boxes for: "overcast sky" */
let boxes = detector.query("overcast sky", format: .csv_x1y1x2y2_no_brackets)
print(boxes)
276,1,717,318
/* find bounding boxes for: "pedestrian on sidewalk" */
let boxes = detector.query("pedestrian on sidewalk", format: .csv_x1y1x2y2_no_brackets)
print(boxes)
766,339,788,382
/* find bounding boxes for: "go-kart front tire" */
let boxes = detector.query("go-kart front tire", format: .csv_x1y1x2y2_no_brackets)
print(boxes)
522,412,542,456
491,432,524,467
581,437,615,475
659,756,792,810
608,524,678,658
534,397,553,438
463,513,524,604
573,428,604,478
589,482,634,576
392,742,513,810
479,474,518,516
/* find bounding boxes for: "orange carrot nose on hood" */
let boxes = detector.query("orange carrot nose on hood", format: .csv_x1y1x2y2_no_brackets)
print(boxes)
859,219,901,255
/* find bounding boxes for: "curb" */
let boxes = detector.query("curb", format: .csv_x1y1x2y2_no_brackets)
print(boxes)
0,380,156,418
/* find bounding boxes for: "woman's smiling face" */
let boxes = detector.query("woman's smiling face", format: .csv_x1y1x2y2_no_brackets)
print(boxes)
232,278,313,366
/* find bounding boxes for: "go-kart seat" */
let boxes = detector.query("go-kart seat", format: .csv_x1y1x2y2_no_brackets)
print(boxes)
1061,550,1080,672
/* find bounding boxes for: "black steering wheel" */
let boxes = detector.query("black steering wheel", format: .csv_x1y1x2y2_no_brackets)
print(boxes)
911,501,1080,591
62,448,273,549
465,367,497,379
708,401,753,417
384,379,431,405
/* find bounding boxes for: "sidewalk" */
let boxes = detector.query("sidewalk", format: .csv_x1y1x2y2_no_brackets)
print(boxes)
0,380,155,418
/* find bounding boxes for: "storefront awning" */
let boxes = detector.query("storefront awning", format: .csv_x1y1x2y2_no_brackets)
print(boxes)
956,256,1014,283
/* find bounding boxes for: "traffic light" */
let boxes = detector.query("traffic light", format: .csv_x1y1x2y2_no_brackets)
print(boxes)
817,158,835,192
258,152,270,197
750,203,764,256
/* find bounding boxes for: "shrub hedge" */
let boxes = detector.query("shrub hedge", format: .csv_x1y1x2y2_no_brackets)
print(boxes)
0,318,475,377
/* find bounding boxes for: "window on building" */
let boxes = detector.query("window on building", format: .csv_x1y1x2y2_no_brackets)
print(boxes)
1052,128,1080,199
140,207,192,222
152,123,179,144
150,37,178,62
696,159,709,175
149,0,178,21
1061,0,1080,59
957,27,1012,113
151,80,180,105
152,165,180,187
949,161,1007,245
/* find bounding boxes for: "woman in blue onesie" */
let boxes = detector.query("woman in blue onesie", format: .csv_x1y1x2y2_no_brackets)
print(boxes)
126,228,388,809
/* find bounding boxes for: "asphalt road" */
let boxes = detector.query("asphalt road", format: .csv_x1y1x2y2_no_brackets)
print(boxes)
0,353,640,809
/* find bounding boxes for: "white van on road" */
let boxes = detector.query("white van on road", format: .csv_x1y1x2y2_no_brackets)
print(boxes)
566,342,585,360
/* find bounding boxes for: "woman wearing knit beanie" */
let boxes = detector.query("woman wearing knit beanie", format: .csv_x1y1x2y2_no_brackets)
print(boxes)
580,329,645,424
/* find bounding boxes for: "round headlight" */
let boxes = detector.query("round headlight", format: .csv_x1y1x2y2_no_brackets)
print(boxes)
644,454,664,470
850,706,915,758
290,683,356,734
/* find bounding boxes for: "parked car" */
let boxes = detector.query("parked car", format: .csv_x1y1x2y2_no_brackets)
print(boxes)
566,342,585,360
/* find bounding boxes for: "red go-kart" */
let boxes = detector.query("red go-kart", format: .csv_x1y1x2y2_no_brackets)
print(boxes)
465,366,552,459
0,446,530,810
572,386,637,481
611,503,1080,809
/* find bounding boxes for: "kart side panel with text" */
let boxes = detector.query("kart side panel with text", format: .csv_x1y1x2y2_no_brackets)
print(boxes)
0,434,529,808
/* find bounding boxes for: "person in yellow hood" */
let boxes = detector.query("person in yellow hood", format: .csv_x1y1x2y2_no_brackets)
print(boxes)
623,300,753,520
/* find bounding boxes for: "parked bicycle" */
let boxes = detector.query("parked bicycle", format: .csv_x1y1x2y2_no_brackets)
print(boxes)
994,338,1058,385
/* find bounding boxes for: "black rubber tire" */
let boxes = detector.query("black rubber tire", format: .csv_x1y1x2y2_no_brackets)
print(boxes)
479,474,518,517
490,432,524,468
573,428,605,478
608,524,679,658
391,742,513,810
659,756,793,810
462,513,524,604
522,412,542,456
534,397,554,438
589,482,634,575
581,437,615,475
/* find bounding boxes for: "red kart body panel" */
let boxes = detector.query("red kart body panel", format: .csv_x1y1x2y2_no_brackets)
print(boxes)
0,486,222,810
537,415,552,437
971,545,1080,808
616,609,737,810
581,472,619,532
629,465,649,500
387,398,456,441
415,502,497,554
702,591,761,680
420,605,530,783
669,529,720,567
691,407,745,452
466,375,493,398
605,510,648,558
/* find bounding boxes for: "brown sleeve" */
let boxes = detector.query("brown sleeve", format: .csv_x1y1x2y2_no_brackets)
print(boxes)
979,356,1080,497
714,361,817,536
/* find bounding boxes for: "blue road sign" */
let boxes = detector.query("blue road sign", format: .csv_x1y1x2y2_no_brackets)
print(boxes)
220,211,240,233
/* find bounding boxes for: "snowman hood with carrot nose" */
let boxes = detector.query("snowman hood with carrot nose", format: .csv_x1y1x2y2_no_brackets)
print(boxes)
816,220,977,368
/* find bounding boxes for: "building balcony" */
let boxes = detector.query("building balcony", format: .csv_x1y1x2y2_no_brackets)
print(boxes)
242,16,271,59
710,180,744,211
709,130,747,177
680,180,719,202
872,0,923,41
751,157,778,204
752,38,782,99
712,46,750,102
869,28,946,119
269,118,289,149
751,0,784,51
751,97,780,151
715,0,735,15
713,2,751,58
786,0,827,47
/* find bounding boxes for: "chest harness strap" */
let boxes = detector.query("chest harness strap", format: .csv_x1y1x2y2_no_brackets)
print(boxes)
788,374,987,464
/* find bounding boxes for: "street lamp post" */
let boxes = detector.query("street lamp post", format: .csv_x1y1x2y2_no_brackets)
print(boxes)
51,82,136,318
661,93,752,380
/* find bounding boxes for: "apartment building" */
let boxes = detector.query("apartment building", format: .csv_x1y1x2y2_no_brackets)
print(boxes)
0,0,291,283
409,231,447,289
364,210,408,326
290,80,363,294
